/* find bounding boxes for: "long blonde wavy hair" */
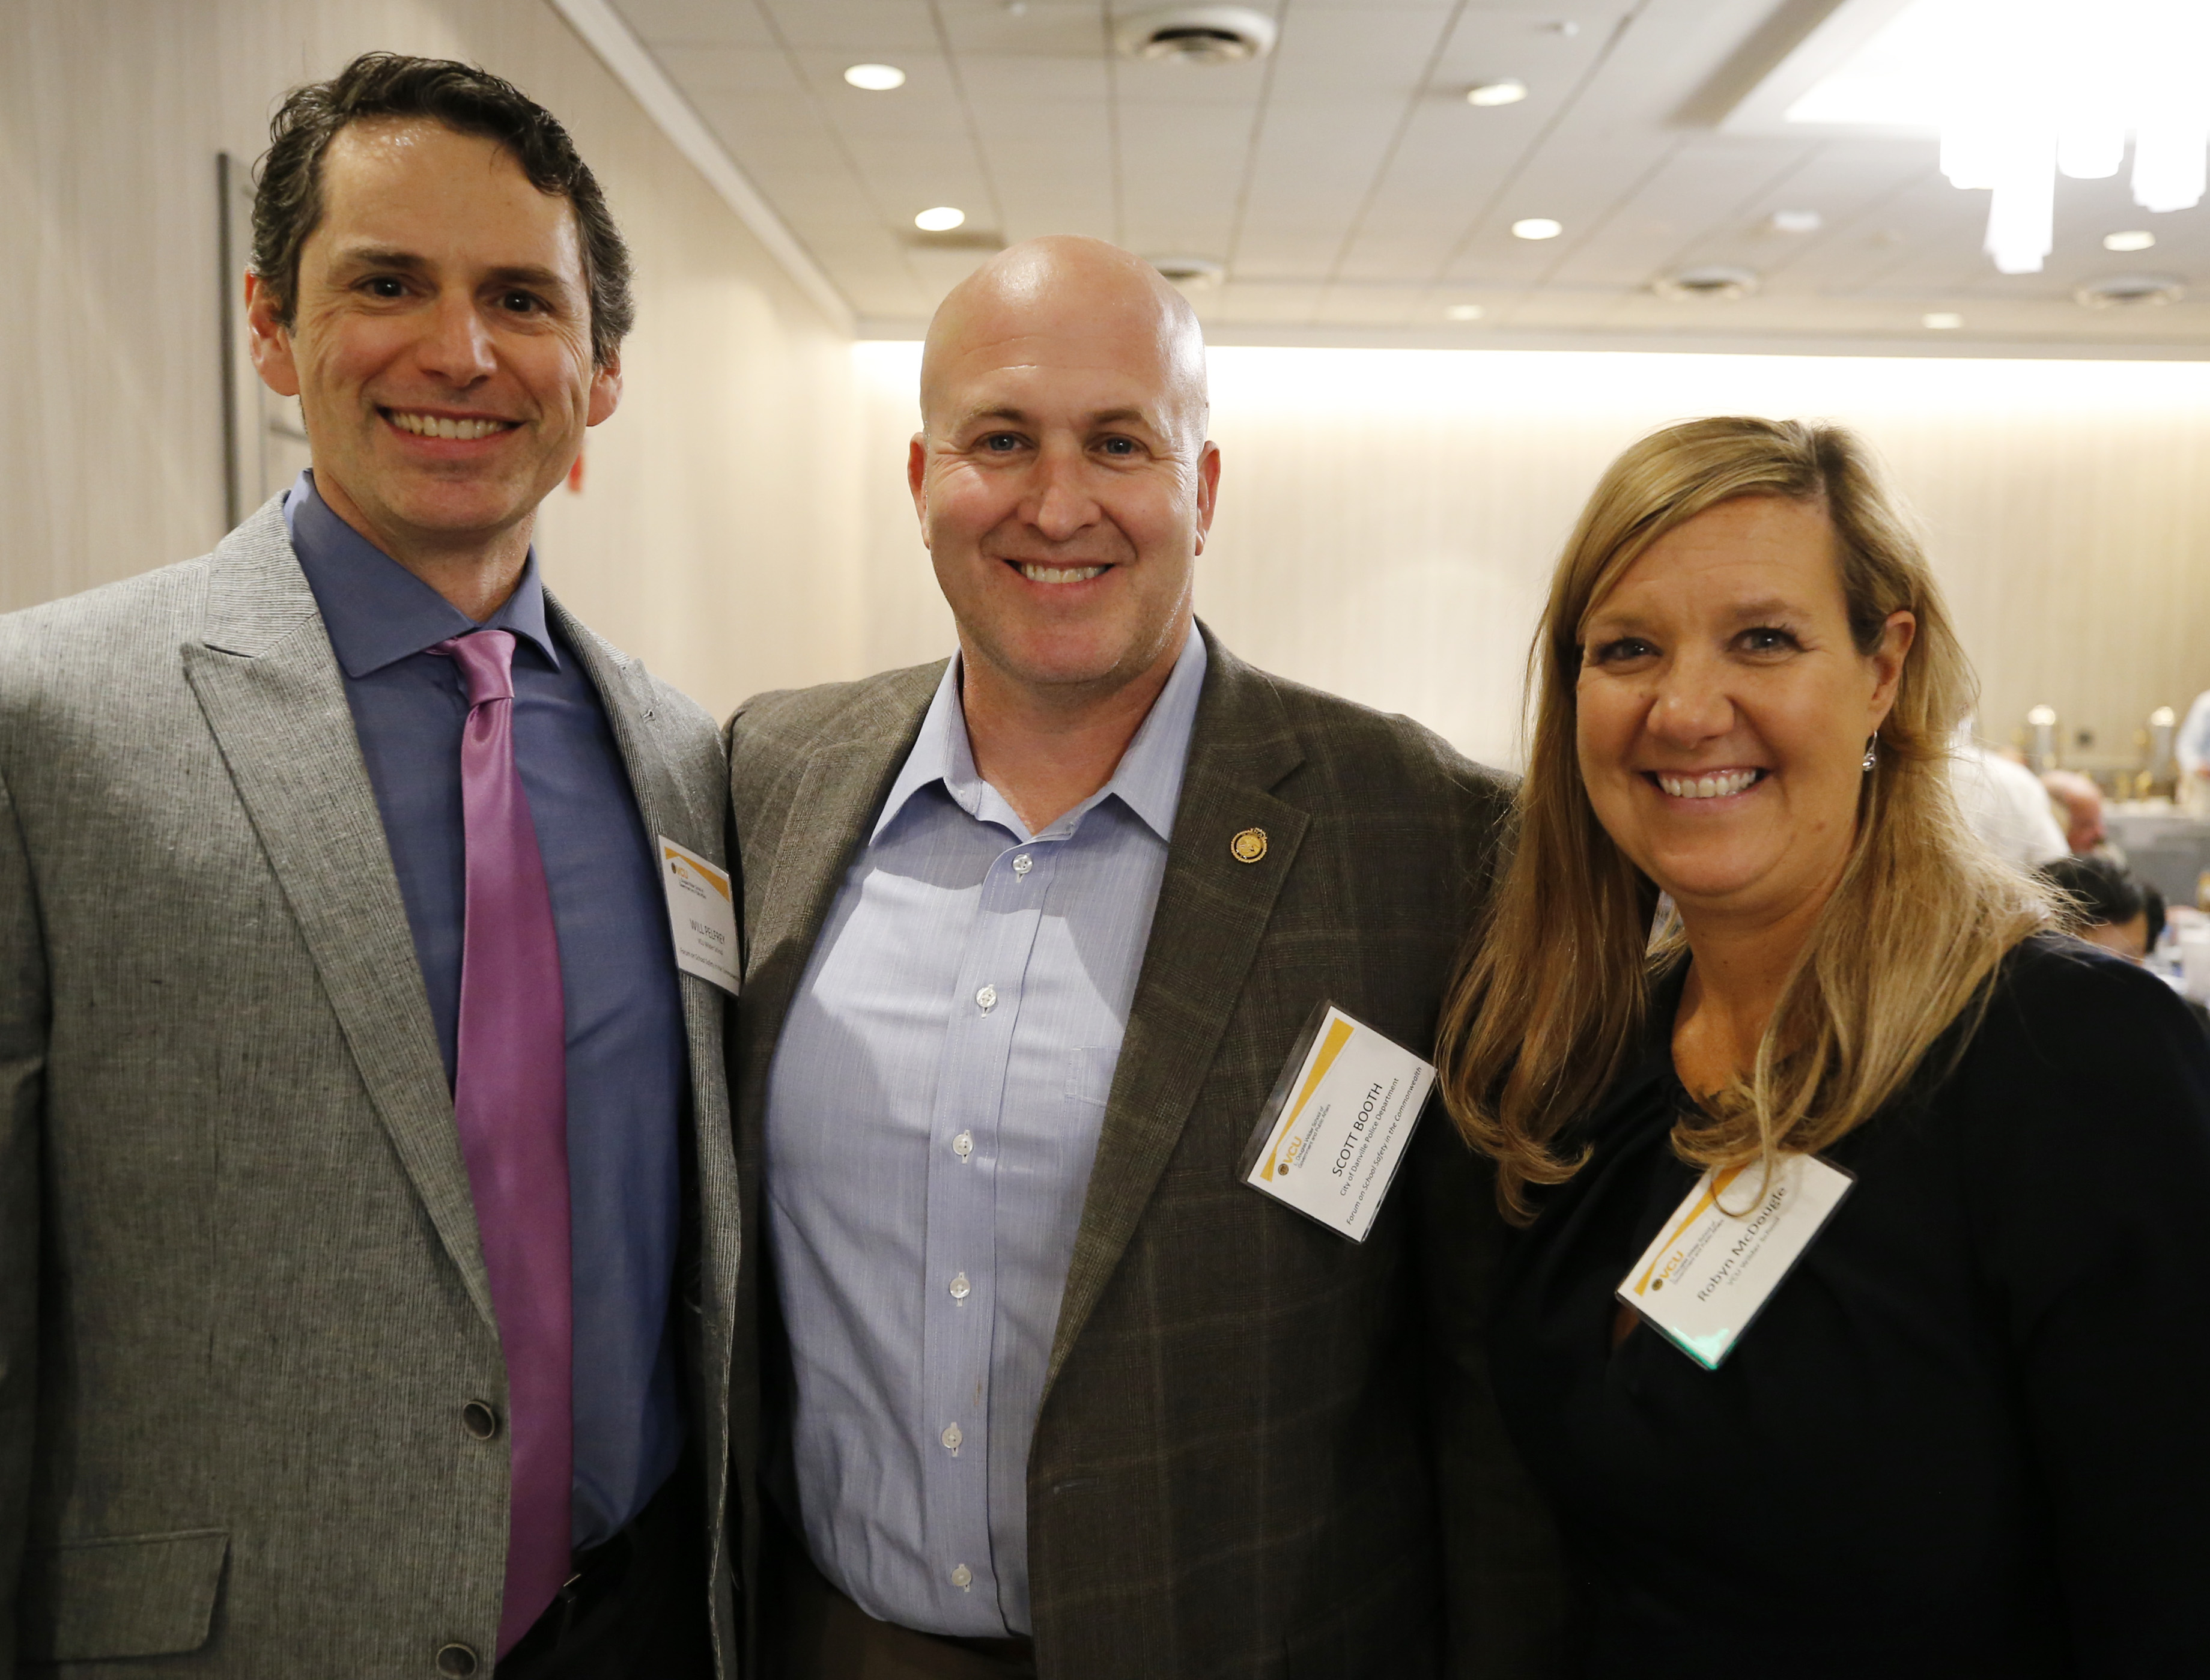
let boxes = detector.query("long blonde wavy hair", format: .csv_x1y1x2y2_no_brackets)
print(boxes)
1436,417,2050,1221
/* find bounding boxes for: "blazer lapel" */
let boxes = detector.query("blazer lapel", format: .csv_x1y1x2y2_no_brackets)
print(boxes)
1046,632,1310,1390
736,666,945,1112
181,504,493,1330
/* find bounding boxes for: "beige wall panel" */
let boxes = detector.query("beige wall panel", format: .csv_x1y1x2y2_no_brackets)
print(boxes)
856,341,2210,773
0,0,860,717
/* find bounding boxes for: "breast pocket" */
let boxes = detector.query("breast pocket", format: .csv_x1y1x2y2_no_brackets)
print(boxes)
1064,1046,1119,1108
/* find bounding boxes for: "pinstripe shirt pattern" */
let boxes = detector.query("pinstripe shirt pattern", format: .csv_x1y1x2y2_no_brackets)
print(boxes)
764,632,1207,1637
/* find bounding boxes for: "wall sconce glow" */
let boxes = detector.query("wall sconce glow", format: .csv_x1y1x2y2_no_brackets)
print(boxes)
1783,0,2210,276
1922,312,1964,329
1444,303,1486,320
1467,79,1529,107
843,63,908,90
1511,217,1563,240
2105,228,2158,250
914,206,967,232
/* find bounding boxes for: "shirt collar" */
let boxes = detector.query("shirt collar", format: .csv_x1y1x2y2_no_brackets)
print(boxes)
870,625,1209,847
282,470,559,678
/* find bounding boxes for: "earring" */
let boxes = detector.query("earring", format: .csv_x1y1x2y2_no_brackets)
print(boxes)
1862,736,1879,773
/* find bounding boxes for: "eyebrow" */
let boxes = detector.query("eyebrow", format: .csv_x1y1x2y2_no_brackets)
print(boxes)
327,244,574,295
952,403,1166,433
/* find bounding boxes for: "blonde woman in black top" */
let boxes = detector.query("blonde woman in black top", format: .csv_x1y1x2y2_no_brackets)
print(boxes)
1437,417,2210,1676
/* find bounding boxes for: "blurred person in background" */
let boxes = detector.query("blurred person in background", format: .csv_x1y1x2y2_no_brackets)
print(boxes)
1949,724,2068,867
1436,416,2210,1676
0,55,738,1678
2038,853,2152,959
2038,767,2108,857
2178,685,2210,812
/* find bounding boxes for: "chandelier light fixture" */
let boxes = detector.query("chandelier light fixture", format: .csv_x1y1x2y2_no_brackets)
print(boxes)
1931,0,2210,273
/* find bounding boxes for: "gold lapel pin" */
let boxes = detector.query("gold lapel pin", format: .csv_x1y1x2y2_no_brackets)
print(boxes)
1230,827,1268,864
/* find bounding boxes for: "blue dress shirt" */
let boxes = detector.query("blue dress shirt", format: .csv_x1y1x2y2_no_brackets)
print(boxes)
285,473,685,1548
765,629,1208,1637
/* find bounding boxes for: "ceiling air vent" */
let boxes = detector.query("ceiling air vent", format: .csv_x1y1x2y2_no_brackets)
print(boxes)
1651,265,1760,302
1115,7,1278,64
2074,273,2185,308
1150,255,1225,288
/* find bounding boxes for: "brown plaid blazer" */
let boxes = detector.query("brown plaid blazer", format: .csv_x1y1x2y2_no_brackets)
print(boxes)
726,626,1561,1679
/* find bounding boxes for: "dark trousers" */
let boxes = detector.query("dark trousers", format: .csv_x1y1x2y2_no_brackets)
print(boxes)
764,1509,1036,1680
499,1457,717,1680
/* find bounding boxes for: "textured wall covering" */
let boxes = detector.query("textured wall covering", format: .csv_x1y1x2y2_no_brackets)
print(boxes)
855,341,2210,773
0,0,862,717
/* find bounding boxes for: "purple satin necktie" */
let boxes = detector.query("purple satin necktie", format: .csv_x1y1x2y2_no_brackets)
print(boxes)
434,629,573,1657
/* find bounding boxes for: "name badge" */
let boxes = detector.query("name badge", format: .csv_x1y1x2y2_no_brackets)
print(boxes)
1617,1154,1854,1369
657,835,739,995
1238,1003,1434,1243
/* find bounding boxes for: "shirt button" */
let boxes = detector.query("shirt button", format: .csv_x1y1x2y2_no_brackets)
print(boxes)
461,1401,499,1440
436,1645,480,1678
1012,853,1033,876
952,1131,974,1160
976,984,997,1014
941,1422,964,1455
949,1272,971,1300
951,1563,973,1590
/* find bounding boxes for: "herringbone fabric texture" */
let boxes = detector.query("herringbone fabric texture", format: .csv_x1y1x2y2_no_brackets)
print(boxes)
0,500,741,1678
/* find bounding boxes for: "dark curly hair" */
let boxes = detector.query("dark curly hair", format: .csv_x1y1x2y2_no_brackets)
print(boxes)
252,52,633,367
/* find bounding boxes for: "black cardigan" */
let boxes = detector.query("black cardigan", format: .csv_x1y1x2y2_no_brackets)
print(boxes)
1489,933,2210,1678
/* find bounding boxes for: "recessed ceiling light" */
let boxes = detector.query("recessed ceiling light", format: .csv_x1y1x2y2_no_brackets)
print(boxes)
1467,80,1528,107
843,63,906,91
2104,229,2157,252
914,206,967,232
1922,312,1964,329
1767,209,1823,234
1445,303,1486,320
1511,217,1563,240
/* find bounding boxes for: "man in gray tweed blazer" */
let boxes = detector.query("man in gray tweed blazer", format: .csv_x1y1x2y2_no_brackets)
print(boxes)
727,237,1559,1679
0,56,736,1678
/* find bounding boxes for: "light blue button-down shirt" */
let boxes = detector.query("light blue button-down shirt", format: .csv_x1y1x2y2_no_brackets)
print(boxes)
765,628,1207,1637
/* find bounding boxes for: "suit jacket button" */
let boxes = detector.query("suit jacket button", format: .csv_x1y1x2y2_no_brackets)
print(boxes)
436,1643,479,1676
461,1401,499,1440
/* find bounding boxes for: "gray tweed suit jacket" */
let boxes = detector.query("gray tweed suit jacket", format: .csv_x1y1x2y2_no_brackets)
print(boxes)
726,626,1562,1679
0,501,741,1677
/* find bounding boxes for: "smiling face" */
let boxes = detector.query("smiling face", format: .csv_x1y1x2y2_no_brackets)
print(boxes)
911,238,1218,707
246,118,618,563
1574,495,1914,925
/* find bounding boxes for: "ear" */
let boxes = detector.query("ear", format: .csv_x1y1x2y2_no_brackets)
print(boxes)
1867,609,1916,729
1192,440,1222,556
243,271,301,399
586,348,622,426
907,433,930,550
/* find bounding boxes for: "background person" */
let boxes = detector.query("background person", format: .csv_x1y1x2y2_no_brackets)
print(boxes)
1436,417,2210,1676
725,235,1559,1679
0,55,738,1677
1948,723,2068,867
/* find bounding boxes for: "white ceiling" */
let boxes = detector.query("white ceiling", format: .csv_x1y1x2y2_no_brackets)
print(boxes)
601,0,2210,351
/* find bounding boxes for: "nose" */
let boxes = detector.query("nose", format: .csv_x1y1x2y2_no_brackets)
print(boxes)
1645,647,1735,747
1021,442,1101,543
414,288,497,388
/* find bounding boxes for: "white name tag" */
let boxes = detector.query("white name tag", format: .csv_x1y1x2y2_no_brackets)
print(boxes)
1618,1154,1854,1369
1240,1005,1434,1243
657,835,739,995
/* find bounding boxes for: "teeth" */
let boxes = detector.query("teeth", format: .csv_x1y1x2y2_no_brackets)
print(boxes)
389,411,509,441
1658,769,1760,799
1019,563,1105,584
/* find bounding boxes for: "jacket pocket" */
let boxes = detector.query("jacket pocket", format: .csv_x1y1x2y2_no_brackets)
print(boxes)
19,1528,229,1661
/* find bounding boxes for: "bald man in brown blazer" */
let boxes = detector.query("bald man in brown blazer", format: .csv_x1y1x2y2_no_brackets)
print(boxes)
726,237,1560,1680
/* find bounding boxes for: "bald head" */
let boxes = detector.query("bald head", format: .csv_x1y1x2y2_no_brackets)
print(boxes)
920,235,1208,450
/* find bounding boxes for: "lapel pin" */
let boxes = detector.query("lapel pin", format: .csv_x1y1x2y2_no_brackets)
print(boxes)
1230,827,1268,864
